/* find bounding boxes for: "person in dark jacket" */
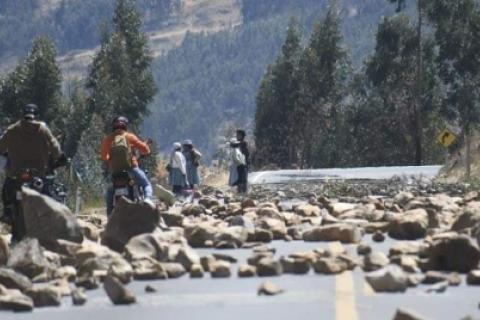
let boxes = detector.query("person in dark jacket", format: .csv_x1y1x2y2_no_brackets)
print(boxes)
236,130,249,194
0,104,66,236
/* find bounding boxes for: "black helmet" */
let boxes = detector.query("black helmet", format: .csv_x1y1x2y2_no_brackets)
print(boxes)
23,104,38,120
112,116,129,131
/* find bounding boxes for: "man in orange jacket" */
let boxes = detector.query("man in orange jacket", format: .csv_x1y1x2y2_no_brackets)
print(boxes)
101,116,153,215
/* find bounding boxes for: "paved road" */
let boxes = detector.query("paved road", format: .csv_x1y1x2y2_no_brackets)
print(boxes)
3,239,478,320
4,165,478,320
249,166,442,184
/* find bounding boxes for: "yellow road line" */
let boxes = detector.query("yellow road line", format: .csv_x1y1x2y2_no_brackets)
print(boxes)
331,242,359,320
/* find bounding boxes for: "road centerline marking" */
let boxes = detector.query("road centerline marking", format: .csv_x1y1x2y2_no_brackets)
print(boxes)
331,242,359,320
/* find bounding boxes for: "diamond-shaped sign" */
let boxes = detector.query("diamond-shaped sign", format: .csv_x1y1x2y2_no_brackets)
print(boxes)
437,129,457,148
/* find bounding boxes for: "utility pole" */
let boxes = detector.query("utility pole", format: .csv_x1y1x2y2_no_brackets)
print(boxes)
414,0,424,166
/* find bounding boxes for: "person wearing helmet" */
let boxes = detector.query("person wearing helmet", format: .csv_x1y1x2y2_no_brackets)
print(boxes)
0,104,65,223
169,142,187,195
228,138,247,193
182,139,202,189
100,116,153,215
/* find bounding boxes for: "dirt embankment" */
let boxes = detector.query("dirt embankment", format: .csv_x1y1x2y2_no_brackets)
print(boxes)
438,131,480,183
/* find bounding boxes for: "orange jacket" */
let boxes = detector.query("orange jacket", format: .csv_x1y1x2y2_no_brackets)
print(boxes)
100,130,150,168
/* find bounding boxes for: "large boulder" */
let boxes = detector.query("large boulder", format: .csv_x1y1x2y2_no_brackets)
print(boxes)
210,261,231,278
131,258,168,280
303,224,362,243
238,265,256,278
393,192,415,208
295,204,321,217
0,285,33,312
256,218,287,240
256,205,283,221
451,203,480,231
466,270,480,285
365,265,408,292
21,188,83,249
25,285,61,307
184,223,217,248
0,268,32,291
280,257,310,275
78,220,102,242
329,203,357,217
388,209,428,240
312,256,355,275
258,281,284,296
160,212,184,227
71,288,87,306
214,227,249,248
7,238,52,279
75,240,122,266
103,275,136,305
78,255,131,280
107,259,134,284
162,263,187,279
0,236,9,265
256,258,283,277
102,198,160,252
124,233,169,262
424,234,480,273
363,251,390,272
174,246,201,271
393,308,429,320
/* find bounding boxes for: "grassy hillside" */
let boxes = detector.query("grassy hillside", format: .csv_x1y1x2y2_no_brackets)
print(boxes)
0,0,181,58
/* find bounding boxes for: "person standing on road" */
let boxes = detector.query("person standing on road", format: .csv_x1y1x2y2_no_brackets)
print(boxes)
182,140,202,189
228,138,247,194
169,142,187,195
236,130,249,194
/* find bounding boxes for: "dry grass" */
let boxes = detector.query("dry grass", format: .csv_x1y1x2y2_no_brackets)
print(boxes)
438,131,480,183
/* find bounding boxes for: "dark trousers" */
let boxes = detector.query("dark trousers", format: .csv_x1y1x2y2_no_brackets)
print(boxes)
2,177,15,220
236,165,248,194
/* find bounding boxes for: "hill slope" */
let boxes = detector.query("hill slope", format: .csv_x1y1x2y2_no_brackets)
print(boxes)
143,0,400,159
0,0,242,79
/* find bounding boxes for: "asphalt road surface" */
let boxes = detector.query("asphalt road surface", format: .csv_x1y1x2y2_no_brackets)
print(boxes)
3,166,478,320
3,239,478,320
249,166,442,184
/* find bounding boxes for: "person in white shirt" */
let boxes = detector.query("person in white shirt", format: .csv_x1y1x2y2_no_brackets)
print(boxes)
169,142,187,195
228,138,247,193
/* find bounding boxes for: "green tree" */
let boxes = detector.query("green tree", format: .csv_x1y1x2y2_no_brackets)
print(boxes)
388,0,426,165
0,36,65,133
360,14,441,165
254,19,302,168
295,1,349,168
87,0,157,132
426,0,480,180
63,81,92,158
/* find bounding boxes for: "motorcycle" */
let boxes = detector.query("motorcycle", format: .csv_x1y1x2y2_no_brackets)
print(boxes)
110,148,152,211
6,158,68,242
111,169,145,208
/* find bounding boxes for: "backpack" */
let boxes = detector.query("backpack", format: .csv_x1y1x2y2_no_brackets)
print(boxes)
109,133,132,173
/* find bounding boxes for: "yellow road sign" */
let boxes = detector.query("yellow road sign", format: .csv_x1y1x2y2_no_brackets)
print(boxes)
437,129,457,148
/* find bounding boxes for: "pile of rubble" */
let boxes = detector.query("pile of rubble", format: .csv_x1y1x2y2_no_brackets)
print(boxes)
0,185,479,315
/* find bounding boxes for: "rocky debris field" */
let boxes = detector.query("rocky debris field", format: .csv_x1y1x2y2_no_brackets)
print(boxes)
0,180,479,319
